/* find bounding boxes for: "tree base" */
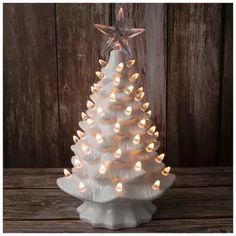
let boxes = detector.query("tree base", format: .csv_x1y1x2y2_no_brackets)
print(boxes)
77,200,157,230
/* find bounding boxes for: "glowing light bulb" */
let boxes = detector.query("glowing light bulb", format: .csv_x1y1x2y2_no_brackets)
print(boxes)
124,85,134,95
110,92,116,102
82,144,91,154
147,110,152,117
152,180,160,190
115,148,122,158
87,100,95,110
95,71,104,80
79,182,87,192
133,134,140,144
138,119,146,128
97,107,105,117
87,118,94,127
146,143,155,152
126,59,135,68
135,87,143,95
134,161,142,171
113,76,120,86
155,153,165,163
129,73,139,83
81,112,88,121
135,92,144,101
124,106,132,116
116,182,123,192
116,62,124,72
99,59,107,67
93,83,102,91
77,130,85,139
64,169,71,178
141,102,149,111
147,126,156,135
113,122,120,133
73,135,79,143
74,158,82,168
96,133,104,144
99,164,106,174
162,167,171,176
91,86,97,94
154,131,159,138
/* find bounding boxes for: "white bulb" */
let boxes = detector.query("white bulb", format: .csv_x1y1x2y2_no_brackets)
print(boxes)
152,180,160,190
162,167,171,176
113,122,120,133
126,59,135,68
63,169,71,178
116,62,124,72
110,92,116,102
82,144,91,154
135,92,144,101
113,76,120,86
87,100,95,109
74,158,82,168
81,112,88,121
73,135,79,143
135,87,143,95
99,164,106,174
99,59,107,67
79,182,87,192
133,134,140,144
147,126,156,135
154,131,159,138
96,133,104,144
141,102,149,112
97,107,105,117
116,182,123,192
147,110,152,117
146,143,155,152
155,153,165,163
95,71,104,80
124,106,132,116
77,130,85,139
138,119,146,128
87,118,95,127
115,148,122,158
91,86,97,94
134,161,142,171
129,73,139,83
124,85,134,95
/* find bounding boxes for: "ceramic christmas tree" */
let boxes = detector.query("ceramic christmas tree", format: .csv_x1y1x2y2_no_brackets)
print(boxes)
57,8,175,230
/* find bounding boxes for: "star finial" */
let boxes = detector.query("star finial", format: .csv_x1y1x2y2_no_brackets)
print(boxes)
94,8,145,58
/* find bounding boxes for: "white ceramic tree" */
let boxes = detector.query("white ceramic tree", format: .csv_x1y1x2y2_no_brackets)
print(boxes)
57,8,175,230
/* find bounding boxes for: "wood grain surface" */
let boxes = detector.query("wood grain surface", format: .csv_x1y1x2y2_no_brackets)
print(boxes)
3,3,233,167
3,167,233,233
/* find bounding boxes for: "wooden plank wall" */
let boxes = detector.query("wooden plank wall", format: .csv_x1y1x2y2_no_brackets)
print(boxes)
3,3,233,167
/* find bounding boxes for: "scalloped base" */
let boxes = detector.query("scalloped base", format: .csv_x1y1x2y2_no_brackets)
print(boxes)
77,201,157,230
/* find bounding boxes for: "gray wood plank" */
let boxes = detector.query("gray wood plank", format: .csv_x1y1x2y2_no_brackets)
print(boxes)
3,218,233,233
4,187,232,220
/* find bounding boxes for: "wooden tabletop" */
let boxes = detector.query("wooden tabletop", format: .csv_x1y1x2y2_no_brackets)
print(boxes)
3,167,233,233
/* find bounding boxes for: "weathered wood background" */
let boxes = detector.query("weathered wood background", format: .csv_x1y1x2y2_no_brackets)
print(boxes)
3,3,233,167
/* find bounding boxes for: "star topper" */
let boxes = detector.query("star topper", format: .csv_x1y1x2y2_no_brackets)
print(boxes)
94,8,145,58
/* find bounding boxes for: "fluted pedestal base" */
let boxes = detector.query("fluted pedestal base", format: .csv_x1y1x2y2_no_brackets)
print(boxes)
77,200,157,230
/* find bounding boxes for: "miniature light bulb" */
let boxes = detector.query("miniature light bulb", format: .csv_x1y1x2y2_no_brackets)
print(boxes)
110,92,116,102
74,158,82,168
154,131,159,138
135,87,143,95
152,180,160,190
133,134,140,144
95,71,104,80
63,169,71,178
129,73,139,83
162,167,171,176
99,59,107,67
147,126,156,135
147,110,152,117
138,119,146,128
146,143,155,152
135,92,145,101
77,130,85,139
91,86,97,95
124,106,132,116
124,85,134,95
73,135,79,143
141,102,149,111
82,144,91,154
97,107,105,117
79,182,87,192
134,161,142,171
155,153,165,163
87,118,94,127
81,112,88,121
116,182,123,192
126,59,135,68
115,148,122,158
116,62,124,72
113,76,120,86
113,122,120,133
87,100,95,109
99,164,106,174
93,83,102,91
96,133,104,144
